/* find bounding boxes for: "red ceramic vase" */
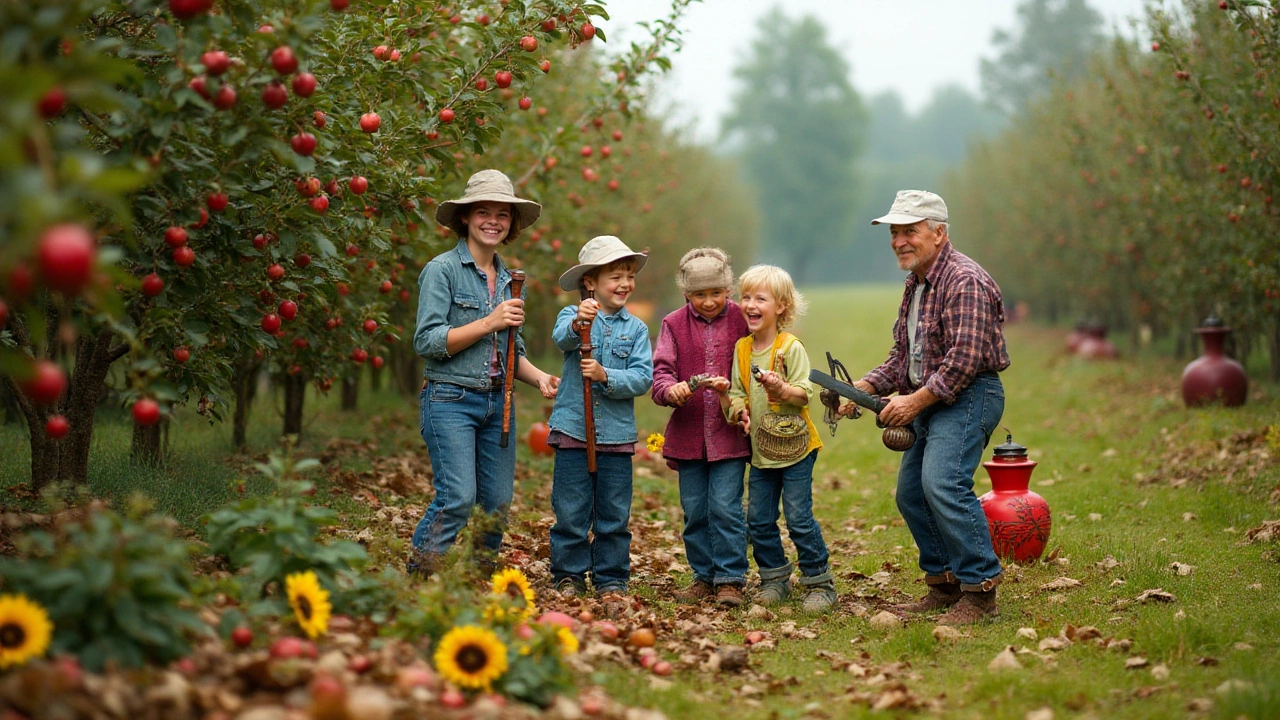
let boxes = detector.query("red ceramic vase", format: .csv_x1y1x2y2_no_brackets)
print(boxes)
527,421,553,457
1181,318,1247,407
979,434,1052,563
1077,324,1118,360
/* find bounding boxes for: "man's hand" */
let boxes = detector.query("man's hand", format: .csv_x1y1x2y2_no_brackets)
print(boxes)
877,388,936,427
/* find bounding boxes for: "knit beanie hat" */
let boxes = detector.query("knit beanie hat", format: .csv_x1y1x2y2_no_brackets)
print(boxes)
676,247,734,293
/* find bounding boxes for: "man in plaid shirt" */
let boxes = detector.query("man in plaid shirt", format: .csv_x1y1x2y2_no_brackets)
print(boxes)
841,189,1011,626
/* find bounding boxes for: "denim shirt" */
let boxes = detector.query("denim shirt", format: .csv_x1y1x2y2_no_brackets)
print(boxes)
547,304,653,445
414,239,525,389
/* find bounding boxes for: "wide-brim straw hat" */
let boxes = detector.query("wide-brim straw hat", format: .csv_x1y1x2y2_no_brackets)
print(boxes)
435,169,542,236
557,235,648,291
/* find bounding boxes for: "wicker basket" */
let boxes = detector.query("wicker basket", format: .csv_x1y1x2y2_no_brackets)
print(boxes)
753,412,809,462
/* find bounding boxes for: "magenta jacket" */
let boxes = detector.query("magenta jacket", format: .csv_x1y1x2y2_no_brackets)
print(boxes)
651,301,751,462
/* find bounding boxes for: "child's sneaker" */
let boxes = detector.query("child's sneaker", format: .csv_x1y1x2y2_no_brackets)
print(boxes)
799,571,837,613
755,562,793,606
673,580,714,603
555,577,586,599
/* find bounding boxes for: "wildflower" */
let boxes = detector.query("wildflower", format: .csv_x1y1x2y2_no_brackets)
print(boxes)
646,433,665,454
489,568,537,622
285,571,332,639
435,625,509,690
555,625,579,655
0,594,53,670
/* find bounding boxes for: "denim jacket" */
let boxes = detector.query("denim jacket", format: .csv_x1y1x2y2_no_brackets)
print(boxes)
548,304,653,444
414,239,525,389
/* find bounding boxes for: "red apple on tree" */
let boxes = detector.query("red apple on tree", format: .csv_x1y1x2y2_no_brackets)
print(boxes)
371,356,385,369
231,626,253,648
21,361,66,405
173,246,196,267
261,81,288,109
291,132,317,156
173,346,191,363
539,59,551,73
46,415,70,439
292,72,317,97
39,87,67,118
207,191,229,212
267,263,286,281
313,110,327,128
132,398,162,426
520,35,538,52
270,46,298,75
351,348,368,363
359,112,381,133
261,313,282,333
213,84,237,110
142,273,165,297
278,300,298,320
297,177,321,197
38,223,96,295
201,50,230,75
581,22,596,40
439,107,455,123
362,319,378,334
379,280,393,294
348,176,368,195
309,195,329,214
294,253,311,268
518,96,532,110
495,71,513,88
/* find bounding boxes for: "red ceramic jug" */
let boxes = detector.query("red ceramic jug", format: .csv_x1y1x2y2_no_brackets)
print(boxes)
979,434,1052,563
1182,316,1247,407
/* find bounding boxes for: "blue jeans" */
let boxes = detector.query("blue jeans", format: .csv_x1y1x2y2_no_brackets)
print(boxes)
412,382,515,557
896,372,1005,588
550,449,633,590
677,458,749,586
747,451,829,577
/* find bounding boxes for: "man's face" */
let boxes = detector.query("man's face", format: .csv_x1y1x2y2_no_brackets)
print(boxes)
890,221,946,276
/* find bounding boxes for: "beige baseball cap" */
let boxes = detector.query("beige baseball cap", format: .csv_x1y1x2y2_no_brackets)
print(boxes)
871,189,948,225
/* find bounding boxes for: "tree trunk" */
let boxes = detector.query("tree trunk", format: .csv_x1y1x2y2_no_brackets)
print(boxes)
1269,320,1280,382
282,373,307,437
232,353,261,449
131,418,163,466
340,376,359,412
370,363,383,392
389,344,421,397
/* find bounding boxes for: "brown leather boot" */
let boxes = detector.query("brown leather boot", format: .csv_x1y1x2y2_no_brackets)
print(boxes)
891,573,961,615
714,584,745,608
936,589,999,626
673,580,715,603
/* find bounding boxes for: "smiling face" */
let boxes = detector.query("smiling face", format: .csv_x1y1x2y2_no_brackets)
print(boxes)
738,284,783,335
890,220,947,277
686,287,729,321
461,201,514,250
583,259,638,313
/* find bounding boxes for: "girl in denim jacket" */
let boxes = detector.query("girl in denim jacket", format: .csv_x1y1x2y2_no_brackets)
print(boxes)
410,170,559,577
547,236,653,598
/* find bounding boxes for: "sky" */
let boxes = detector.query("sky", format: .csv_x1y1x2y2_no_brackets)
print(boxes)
599,0,1152,141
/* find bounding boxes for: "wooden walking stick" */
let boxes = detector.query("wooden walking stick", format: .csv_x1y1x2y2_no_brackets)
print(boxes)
500,269,526,448
575,288,598,479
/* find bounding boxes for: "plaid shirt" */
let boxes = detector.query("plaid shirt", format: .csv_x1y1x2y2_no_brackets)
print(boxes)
863,242,1010,404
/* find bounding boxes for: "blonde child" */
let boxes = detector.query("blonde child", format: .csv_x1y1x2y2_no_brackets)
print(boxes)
722,265,836,612
547,236,653,597
651,248,752,607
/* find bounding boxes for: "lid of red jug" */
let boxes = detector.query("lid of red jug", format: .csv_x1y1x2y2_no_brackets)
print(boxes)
992,432,1027,459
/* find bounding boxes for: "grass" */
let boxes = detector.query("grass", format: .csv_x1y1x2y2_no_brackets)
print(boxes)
2,284,1278,718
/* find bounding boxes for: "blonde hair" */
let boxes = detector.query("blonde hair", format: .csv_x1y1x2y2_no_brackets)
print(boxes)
737,264,806,330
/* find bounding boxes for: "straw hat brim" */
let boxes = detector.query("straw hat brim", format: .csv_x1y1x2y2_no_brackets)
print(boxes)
557,250,648,292
435,194,542,236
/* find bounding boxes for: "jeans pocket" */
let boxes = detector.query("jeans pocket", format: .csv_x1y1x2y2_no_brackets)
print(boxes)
430,382,466,403
980,385,1006,447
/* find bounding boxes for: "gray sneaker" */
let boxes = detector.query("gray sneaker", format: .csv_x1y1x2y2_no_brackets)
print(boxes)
755,562,794,606
799,571,837,613
555,578,586,599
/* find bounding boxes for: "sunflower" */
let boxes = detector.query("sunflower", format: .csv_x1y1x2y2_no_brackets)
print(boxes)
646,433,665,453
489,568,537,621
0,594,53,670
285,571,332,639
554,625,579,655
434,625,509,691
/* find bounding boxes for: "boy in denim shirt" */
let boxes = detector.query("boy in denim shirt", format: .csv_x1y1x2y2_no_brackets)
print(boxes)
547,236,653,598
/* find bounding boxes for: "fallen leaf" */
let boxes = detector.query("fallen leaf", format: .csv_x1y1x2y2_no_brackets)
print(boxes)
1196,656,1220,666
1233,642,1254,651
988,646,1022,671
1016,627,1038,641
1038,637,1071,652
932,625,966,642
1216,679,1252,695
1095,555,1121,570
1025,707,1055,720
1182,512,1197,522
1151,663,1170,681
1136,588,1177,603
1040,577,1083,592
869,611,903,630
1088,513,1103,521
1170,562,1195,576
1186,698,1214,712
1124,656,1149,670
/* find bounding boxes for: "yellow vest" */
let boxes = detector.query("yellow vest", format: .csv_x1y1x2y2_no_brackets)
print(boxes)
734,332,822,458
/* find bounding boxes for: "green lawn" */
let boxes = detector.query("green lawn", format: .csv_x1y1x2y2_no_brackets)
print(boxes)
2,284,1277,719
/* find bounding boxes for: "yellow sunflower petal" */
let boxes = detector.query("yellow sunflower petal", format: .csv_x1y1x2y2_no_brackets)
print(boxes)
285,571,332,640
555,626,579,655
489,568,537,621
434,625,509,691
0,594,54,670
